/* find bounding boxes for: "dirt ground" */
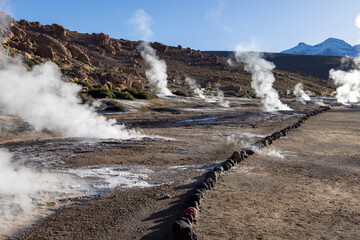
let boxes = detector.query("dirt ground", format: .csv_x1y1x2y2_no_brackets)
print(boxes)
1,97,359,239
196,107,360,240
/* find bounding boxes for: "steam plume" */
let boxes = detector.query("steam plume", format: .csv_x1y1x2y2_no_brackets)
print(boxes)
184,77,229,107
234,44,291,111
138,41,173,96
213,85,230,108
131,9,172,96
0,149,81,235
293,83,310,104
329,62,360,104
329,14,360,104
130,9,153,40
185,77,206,99
0,51,140,139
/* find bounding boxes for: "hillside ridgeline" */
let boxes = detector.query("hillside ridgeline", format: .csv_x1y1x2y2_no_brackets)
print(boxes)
0,12,336,99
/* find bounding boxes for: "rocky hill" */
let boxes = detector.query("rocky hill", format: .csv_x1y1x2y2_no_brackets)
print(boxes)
0,12,336,99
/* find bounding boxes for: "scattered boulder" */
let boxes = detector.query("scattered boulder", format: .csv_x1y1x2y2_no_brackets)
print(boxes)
17,42,32,52
152,42,168,53
18,19,30,27
195,188,207,196
205,171,220,182
67,44,90,64
36,44,54,59
240,150,249,158
104,44,116,55
214,166,224,172
188,193,202,205
226,159,235,167
244,148,255,155
222,162,231,171
172,217,192,237
265,136,273,145
230,151,242,163
10,25,26,40
205,178,215,189
188,201,199,210
52,24,67,40
199,182,209,191
32,21,41,28
98,33,110,47
36,33,70,58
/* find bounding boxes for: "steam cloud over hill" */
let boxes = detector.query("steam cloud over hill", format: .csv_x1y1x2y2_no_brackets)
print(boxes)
0,51,140,139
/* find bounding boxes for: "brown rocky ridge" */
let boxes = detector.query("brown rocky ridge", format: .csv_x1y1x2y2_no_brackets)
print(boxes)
0,12,336,101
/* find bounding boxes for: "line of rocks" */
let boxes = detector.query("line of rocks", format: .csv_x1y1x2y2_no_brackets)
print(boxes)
171,106,330,240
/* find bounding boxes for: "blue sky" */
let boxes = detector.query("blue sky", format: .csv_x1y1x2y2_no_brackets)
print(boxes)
3,0,360,52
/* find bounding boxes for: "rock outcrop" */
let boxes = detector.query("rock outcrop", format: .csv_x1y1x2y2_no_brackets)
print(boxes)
67,44,90,64
0,11,336,97
36,33,71,58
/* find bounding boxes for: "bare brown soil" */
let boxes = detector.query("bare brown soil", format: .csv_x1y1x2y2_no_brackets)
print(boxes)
2,98,358,240
196,107,360,240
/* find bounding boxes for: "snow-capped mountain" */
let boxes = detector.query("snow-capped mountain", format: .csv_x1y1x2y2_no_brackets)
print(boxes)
282,38,360,57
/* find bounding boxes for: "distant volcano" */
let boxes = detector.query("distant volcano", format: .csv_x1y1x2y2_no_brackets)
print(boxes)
282,38,360,57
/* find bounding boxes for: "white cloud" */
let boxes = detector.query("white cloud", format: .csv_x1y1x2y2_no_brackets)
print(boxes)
356,12,360,29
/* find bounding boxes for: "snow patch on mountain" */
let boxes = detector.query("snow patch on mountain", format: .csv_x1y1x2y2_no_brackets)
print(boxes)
282,38,360,57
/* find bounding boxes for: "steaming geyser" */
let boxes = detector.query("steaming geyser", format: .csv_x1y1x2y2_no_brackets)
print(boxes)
131,9,172,96
329,61,360,104
138,41,173,96
185,77,229,107
0,148,82,234
329,13,360,104
234,46,291,111
0,51,140,139
294,83,311,104
185,77,206,99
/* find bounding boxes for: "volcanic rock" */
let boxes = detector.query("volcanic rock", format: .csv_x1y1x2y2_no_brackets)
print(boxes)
205,171,219,182
19,19,31,27
230,151,242,163
36,44,54,59
67,44,90,64
152,42,168,53
52,23,67,40
36,34,70,58
172,217,192,236
1,16,337,98
98,33,110,47
105,44,116,55
10,25,26,40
